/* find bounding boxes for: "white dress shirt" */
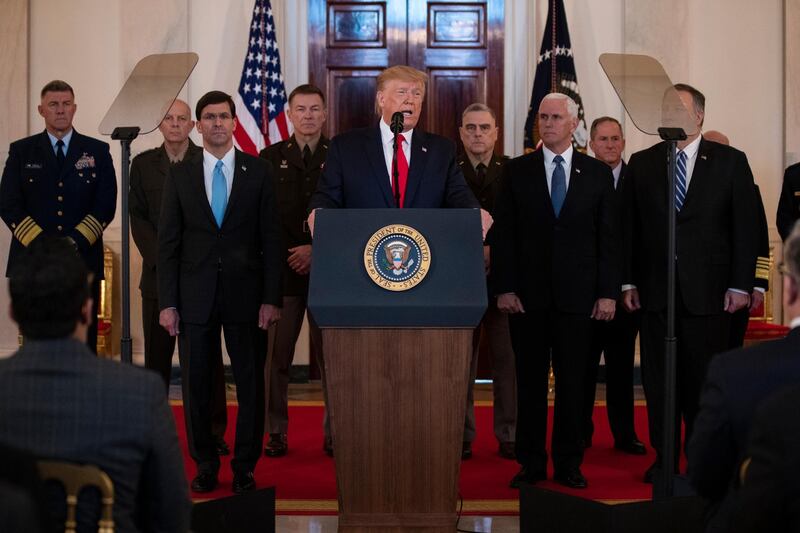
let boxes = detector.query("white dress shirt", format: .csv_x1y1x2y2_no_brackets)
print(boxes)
612,161,623,189
379,119,413,186
47,129,74,155
202,147,235,206
678,134,702,190
542,144,574,194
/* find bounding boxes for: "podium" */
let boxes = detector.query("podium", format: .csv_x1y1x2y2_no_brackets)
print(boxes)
308,209,487,532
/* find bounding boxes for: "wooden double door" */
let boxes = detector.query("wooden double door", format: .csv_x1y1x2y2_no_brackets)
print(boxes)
309,0,504,152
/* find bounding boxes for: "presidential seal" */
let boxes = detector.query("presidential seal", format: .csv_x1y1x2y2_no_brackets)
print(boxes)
364,224,431,291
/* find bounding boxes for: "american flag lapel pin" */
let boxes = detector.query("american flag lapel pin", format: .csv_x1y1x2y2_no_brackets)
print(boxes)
575,168,581,174
241,165,247,172
701,155,707,160
422,146,427,152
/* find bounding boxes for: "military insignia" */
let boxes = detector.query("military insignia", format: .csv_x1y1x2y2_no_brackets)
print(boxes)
364,224,431,292
280,160,289,169
320,162,325,170
24,163,43,169
75,153,96,170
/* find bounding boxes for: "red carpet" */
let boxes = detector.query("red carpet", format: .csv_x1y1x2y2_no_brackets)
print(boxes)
172,403,662,514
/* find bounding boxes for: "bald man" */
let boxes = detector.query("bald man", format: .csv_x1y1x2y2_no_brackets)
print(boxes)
129,99,229,455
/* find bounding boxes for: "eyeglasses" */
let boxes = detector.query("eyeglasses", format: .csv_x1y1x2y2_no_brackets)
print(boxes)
201,113,233,122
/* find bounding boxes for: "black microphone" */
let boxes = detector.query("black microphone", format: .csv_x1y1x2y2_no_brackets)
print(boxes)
390,111,405,134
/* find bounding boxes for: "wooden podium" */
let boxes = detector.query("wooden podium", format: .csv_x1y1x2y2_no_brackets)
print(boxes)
309,209,486,532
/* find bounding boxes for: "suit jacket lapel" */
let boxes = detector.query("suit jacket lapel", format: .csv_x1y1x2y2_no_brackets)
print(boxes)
533,150,557,220
559,152,584,219
403,129,428,207
364,127,394,206
187,152,217,227
680,139,711,214
223,150,249,226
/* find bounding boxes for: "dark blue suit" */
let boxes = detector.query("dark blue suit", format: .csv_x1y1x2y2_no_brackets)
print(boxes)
688,327,800,532
309,126,479,209
0,338,190,533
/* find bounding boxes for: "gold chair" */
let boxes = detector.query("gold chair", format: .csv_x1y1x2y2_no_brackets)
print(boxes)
37,460,114,533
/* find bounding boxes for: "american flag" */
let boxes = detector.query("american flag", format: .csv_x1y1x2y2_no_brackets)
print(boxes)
233,0,292,155
523,0,588,152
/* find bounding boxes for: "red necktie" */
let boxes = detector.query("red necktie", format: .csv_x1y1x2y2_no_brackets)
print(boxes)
392,136,409,207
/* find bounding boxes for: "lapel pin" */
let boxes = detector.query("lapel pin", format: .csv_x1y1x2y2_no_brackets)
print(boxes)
575,168,581,174
701,155,707,160
241,165,247,172
421,146,427,152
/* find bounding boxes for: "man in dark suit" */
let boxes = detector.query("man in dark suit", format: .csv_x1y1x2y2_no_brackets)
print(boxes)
622,84,759,483
0,237,190,533
456,102,516,461
129,99,229,456
259,84,331,458
702,131,770,350
728,385,800,533
688,221,800,532
776,161,800,241
493,92,620,489
0,80,117,354
158,91,283,494
582,116,645,455
307,65,487,233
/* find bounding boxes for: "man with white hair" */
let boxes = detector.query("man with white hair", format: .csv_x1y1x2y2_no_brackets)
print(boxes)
492,92,620,489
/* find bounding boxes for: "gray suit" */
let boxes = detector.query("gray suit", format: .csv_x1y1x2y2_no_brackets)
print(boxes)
0,338,190,533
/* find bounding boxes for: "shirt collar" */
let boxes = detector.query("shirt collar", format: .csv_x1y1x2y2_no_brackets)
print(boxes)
47,129,74,151
790,317,800,330
678,134,702,158
203,146,236,173
542,143,574,166
379,118,413,146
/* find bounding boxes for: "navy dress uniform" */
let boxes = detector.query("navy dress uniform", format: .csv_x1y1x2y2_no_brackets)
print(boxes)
0,129,117,352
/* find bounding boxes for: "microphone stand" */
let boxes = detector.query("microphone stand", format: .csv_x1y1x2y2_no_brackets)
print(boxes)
392,134,401,208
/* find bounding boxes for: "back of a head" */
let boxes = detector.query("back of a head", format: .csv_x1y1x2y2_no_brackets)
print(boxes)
785,223,800,278
9,237,90,340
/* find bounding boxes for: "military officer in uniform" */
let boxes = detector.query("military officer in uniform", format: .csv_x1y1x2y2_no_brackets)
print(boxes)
129,98,230,456
0,80,117,354
259,84,331,457
457,103,516,461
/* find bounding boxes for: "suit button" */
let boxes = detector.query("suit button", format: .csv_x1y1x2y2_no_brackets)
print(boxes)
57,210,63,216
57,196,63,202
57,225,63,231
58,182,64,187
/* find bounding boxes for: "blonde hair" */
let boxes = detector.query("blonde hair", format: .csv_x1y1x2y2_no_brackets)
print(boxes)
374,65,428,115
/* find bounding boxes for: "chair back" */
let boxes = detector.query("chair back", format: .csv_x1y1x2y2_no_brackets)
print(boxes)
37,460,114,533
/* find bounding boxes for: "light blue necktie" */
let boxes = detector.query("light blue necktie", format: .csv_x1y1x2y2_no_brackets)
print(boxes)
211,160,227,227
675,150,687,211
551,154,566,217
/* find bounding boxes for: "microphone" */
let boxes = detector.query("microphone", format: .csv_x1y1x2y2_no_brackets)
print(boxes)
390,111,405,134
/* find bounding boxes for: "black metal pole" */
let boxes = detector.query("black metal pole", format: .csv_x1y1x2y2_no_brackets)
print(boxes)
654,127,686,500
111,127,140,364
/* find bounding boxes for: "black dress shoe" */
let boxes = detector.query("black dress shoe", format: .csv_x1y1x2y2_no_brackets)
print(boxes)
214,436,230,456
509,467,547,489
461,441,473,460
264,433,288,457
232,471,256,494
191,471,218,493
615,438,647,455
554,469,588,489
323,436,334,457
498,442,516,460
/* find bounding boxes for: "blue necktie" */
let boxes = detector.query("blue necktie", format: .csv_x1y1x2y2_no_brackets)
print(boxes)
551,154,566,217
675,150,687,211
211,160,227,227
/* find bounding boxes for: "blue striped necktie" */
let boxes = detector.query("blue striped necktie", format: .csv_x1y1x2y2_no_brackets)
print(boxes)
551,154,566,217
675,150,687,211
211,160,227,227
